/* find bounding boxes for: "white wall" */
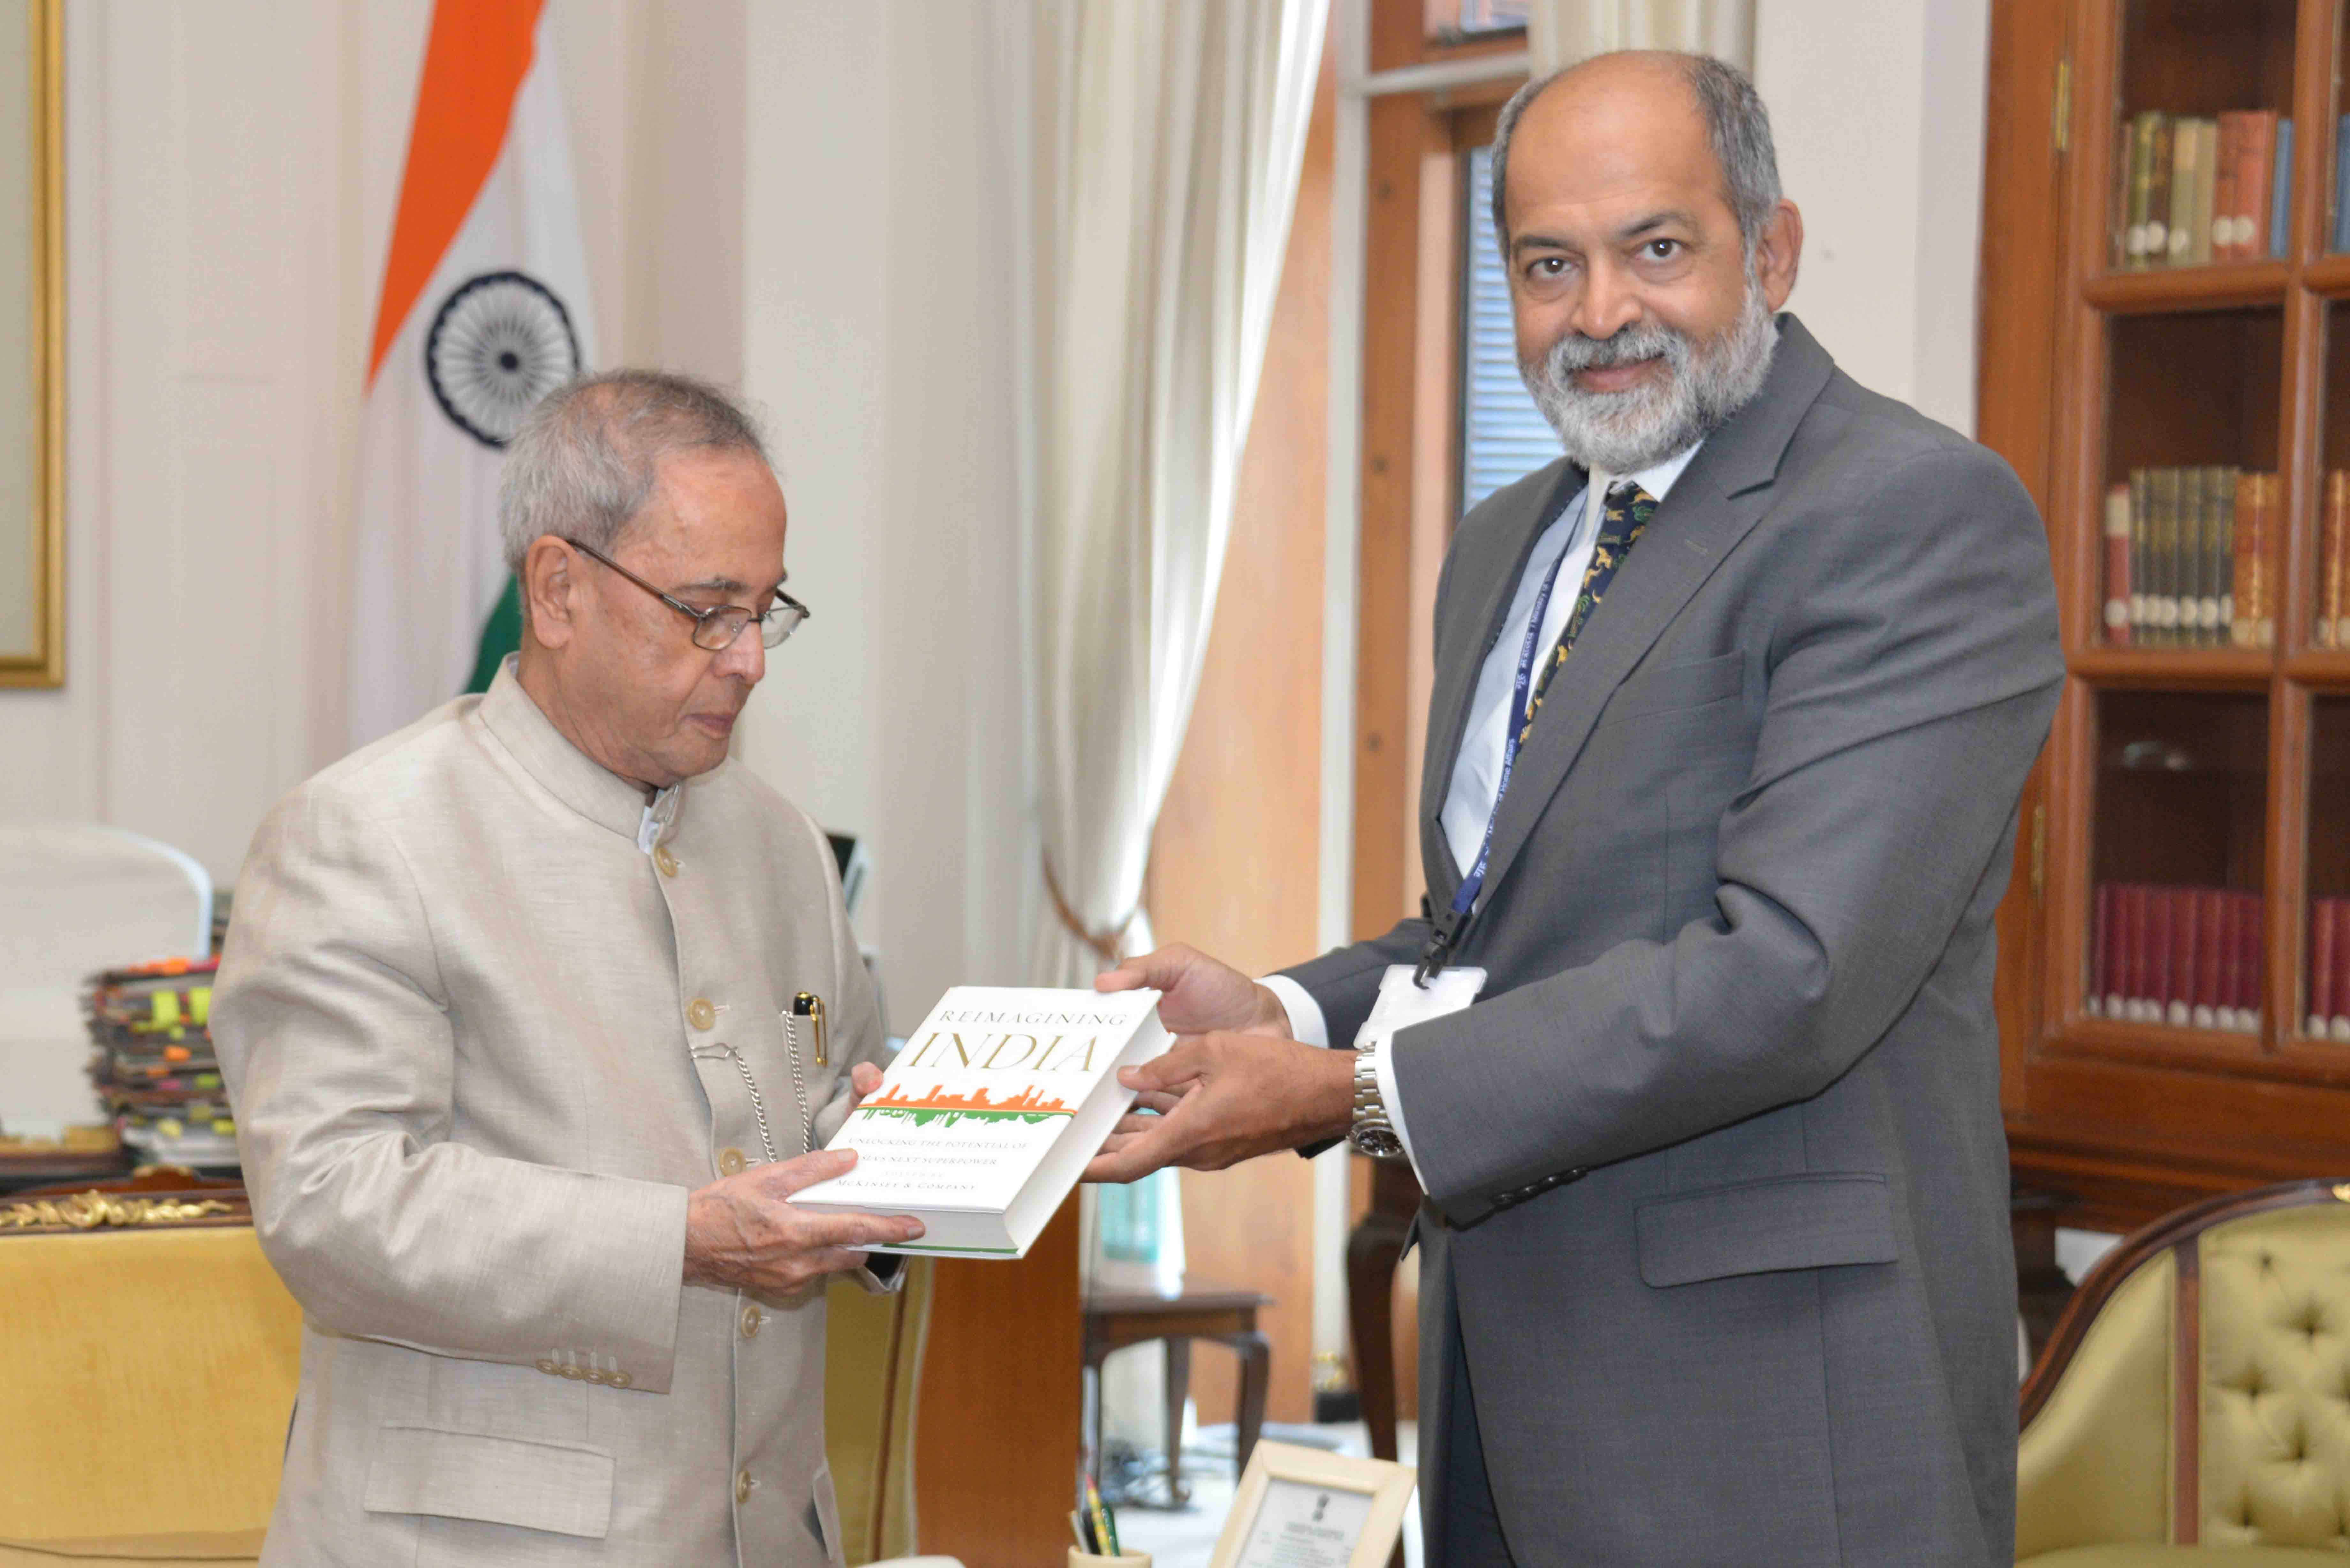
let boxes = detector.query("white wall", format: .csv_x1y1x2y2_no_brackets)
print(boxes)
4,0,1991,1042
0,0,1029,1032
1755,0,1990,436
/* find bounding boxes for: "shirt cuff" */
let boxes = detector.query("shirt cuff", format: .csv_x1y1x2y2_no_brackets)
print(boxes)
1259,974,1330,1048
1369,1032,1422,1178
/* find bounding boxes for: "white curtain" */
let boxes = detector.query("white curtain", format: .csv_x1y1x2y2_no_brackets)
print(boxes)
1526,0,1755,74
1027,0,1328,993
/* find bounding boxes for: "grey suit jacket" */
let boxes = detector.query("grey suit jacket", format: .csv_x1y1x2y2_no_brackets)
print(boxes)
215,664,890,1567
1285,317,2061,1566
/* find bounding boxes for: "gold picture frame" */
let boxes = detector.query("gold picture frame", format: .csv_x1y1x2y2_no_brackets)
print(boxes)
1206,1440,1416,1568
0,0,62,688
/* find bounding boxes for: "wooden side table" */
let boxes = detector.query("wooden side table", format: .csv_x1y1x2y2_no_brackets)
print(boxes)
1081,1283,1271,1505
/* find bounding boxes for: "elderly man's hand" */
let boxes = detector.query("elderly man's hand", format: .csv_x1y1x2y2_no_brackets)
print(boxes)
1082,1032,1356,1183
682,1144,922,1295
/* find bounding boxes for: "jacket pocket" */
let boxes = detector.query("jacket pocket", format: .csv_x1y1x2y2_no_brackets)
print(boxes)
1596,650,1745,729
363,1424,615,1539
1635,1172,1897,1288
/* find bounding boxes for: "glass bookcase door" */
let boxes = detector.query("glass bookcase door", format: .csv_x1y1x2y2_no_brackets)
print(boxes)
2306,697,2350,1043
2316,303,2350,649
2113,0,2299,271
2099,308,2284,647
2088,690,2269,1032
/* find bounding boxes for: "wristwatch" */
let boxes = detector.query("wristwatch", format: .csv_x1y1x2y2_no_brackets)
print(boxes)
1348,1043,1405,1160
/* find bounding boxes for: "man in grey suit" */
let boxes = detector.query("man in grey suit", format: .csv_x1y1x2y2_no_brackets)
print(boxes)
1086,52,2060,1566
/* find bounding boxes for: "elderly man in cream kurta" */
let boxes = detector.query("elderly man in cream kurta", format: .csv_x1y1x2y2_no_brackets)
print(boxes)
214,371,926,1568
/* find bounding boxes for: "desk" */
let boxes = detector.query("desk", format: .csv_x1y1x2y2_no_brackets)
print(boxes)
1082,1284,1270,1504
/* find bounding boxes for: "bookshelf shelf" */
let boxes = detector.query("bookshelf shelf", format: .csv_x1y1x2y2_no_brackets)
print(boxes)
2070,646,2278,686
2083,262,2291,311
1980,0,2350,1232
2282,649,2350,684
2300,254,2350,295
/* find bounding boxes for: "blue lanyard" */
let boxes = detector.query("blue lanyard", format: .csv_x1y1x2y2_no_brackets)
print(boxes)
1447,493,1583,925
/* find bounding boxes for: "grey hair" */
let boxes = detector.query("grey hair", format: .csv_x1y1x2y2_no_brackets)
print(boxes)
1489,51,1782,256
497,369,769,576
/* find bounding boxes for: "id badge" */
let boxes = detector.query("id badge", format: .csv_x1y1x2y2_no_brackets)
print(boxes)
1352,963,1487,1050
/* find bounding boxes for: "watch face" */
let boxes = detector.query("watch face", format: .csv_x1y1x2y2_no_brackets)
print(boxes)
1352,1127,1404,1160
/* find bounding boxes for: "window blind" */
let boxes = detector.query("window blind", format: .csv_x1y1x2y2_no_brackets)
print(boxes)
1460,143,1562,514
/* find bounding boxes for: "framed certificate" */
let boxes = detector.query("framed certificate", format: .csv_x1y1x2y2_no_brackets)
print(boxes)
1208,1440,1415,1568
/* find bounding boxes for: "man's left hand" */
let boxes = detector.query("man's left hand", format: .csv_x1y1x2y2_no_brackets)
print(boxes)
1082,1033,1355,1182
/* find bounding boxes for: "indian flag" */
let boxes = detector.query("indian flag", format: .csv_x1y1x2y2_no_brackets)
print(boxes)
347,0,597,749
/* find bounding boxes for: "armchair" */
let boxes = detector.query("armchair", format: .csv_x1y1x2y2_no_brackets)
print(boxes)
2017,1178,2350,1565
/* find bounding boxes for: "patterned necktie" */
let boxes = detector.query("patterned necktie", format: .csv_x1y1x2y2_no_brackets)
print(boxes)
1518,480,1657,743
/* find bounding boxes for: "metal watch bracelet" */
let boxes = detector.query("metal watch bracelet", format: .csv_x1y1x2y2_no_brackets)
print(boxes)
1348,1042,1405,1160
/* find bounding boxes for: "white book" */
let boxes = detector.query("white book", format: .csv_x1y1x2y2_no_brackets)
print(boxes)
789,985,1170,1259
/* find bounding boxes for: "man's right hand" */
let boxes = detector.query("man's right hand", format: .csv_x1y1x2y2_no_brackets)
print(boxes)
1095,943,1295,1039
682,1148,923,1295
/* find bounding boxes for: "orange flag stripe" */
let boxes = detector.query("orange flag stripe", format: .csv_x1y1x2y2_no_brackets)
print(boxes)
366,0,545,388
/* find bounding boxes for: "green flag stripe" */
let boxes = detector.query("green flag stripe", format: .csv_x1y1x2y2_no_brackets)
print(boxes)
465,575,524,695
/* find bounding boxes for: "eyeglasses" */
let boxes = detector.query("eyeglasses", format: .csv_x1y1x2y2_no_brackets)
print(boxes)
565,539,810,652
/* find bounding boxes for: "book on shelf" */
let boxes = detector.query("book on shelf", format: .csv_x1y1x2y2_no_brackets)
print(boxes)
2107,466,2252,646
2308,897,2350,1042
2102,483,2132,645
790,985,1171,1258
2120,109,2285,266
2320,471,2349,650
2168,117,2212,266
2234,470,2277,648
2090,882,2262,1033
2270,118,2294,258
2337,115,2350,253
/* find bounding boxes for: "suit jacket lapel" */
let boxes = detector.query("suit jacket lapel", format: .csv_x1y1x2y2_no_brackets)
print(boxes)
1419,459,1584,893
1465,315,1838,923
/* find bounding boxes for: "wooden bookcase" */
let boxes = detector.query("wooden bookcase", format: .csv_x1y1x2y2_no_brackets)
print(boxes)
1983,0,2350,1233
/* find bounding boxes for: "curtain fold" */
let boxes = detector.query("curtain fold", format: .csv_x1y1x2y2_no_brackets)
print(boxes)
1526,0,1755,74
1027,0,1328,994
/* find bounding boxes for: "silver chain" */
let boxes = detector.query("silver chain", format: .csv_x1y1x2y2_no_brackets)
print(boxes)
688,1023,814,1167
780,1017,812,1155
689,1043,780,1165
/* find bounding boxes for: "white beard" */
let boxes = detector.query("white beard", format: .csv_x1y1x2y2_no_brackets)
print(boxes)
1520,269,1778,474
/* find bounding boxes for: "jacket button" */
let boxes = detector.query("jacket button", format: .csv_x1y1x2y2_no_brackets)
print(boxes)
740,1304,763,1339
559,1364,584,1380
585,1367,610,1385
735,1467,754,1505
654,845,679,878
717,1146,747,1177
610,1370,633,1390
686,997,717,1031
534,1359,558,1376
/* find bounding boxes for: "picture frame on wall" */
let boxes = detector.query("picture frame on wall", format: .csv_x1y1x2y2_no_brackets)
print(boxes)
1,0,62,688
1207,1440,1416,1568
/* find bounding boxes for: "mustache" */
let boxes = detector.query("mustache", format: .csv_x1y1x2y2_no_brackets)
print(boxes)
1541,320,1688,376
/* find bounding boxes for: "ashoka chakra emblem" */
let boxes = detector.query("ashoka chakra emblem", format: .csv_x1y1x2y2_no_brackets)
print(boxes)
423,270,581,448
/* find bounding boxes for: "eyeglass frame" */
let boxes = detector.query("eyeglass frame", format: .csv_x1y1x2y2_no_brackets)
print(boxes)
562,537,810,652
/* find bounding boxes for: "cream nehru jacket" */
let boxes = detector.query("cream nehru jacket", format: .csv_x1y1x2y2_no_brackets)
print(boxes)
214,660,892,1568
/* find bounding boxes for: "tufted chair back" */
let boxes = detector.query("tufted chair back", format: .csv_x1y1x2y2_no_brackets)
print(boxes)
2017,1180,2350,1563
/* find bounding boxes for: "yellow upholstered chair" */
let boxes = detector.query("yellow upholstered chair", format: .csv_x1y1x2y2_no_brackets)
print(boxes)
0,1217,935,1566
2018,1179,2350,1566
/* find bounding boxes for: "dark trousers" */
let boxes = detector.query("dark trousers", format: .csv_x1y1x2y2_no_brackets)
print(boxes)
1437,1327,1520,1567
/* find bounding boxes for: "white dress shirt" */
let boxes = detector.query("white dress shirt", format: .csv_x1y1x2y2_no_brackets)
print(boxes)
1264,442,1702,1173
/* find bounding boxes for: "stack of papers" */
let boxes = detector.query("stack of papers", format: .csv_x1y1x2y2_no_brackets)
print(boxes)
84,957,239,1170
